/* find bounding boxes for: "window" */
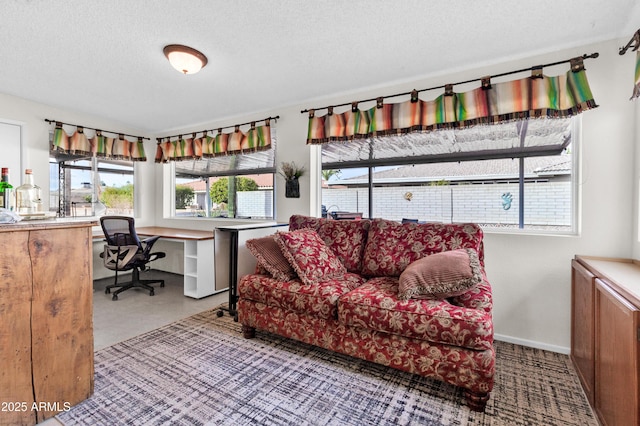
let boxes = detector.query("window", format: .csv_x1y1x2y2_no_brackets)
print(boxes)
172,133,276,219
321,117,578,233
49,156,135,217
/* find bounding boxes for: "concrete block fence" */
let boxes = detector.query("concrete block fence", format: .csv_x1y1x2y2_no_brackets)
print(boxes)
321,181,571,227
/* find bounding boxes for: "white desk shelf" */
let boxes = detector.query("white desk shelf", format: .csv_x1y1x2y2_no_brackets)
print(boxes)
182,237,215,298
136,227,215,299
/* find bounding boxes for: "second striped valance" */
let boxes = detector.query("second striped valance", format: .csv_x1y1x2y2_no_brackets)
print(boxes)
154,120,273,163
306,56,597,145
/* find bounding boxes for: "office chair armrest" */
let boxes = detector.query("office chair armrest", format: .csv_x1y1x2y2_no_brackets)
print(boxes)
141,235,161,245
148,252,167,262
140,235,161,256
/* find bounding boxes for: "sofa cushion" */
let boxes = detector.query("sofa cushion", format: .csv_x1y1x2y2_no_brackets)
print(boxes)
275,229,347,285
361,219,484,277
338,276,493,351
238,272,365,320
398,248,482,300
246,235,297,281
316,219,370,273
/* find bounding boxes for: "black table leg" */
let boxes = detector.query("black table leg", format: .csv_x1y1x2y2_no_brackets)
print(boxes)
217,229,239,321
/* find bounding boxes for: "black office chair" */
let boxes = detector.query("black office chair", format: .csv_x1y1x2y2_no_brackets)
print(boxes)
100,216,166,301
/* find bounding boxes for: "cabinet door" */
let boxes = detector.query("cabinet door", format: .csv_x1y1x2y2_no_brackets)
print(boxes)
0,230,36,426
594,279,640,426
30,227,94,421
571,260,596,404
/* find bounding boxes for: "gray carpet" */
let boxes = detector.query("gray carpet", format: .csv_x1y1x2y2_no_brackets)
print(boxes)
57,307,596,425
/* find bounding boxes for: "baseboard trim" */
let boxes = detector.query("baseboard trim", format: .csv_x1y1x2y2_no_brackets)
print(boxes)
495,334,570,355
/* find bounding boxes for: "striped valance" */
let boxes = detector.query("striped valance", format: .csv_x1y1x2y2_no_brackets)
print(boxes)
50,122,147,161
154,119,273,163
306,57,597,145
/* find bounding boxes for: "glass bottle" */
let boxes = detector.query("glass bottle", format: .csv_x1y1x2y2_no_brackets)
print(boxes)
33,182,43,213
0,167,14,210
16,169,37,215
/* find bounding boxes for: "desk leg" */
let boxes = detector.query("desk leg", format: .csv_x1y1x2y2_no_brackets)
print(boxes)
217,230,239,321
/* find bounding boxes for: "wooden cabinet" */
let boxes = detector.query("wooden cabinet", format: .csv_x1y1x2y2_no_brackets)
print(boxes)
0,220,95,426
571,256,640,426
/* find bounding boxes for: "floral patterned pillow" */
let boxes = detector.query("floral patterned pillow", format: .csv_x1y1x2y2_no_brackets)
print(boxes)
398,248,482,300
275,228,347,285
246,236,297,281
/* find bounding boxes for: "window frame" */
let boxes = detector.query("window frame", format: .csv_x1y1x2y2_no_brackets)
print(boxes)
172,168,276,220
49,156,137,218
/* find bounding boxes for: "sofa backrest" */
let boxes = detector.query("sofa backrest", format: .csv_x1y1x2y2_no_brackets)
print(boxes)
288,215,484,277
361,218,484,277
289,215,371,273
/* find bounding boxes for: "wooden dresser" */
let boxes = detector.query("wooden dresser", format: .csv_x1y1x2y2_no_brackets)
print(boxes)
571,255,640,426
0,219,95,425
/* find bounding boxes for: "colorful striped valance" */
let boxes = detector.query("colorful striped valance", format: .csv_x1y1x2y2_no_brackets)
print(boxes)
154,120,273,163
306,57,597,144
50,122,147,161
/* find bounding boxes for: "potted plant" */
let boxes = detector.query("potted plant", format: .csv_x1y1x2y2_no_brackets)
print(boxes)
279,161,305,198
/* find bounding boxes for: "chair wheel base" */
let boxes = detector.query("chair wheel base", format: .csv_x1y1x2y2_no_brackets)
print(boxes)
112,294,118,301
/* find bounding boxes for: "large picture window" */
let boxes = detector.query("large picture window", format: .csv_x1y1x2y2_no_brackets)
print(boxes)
321,117,578,233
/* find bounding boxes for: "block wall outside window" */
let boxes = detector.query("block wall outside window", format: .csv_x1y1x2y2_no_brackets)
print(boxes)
322,181,572,230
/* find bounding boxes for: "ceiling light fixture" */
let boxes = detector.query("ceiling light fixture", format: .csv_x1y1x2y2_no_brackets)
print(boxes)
163,44,208,75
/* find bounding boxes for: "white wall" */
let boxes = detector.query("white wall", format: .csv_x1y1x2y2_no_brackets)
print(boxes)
1,37,637,353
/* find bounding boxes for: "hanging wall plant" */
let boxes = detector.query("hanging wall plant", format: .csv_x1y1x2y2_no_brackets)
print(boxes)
279,161,305,198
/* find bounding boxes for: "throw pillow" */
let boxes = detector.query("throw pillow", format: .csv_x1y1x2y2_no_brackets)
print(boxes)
246,235,297,281
275,228,347,285
398,248,482,300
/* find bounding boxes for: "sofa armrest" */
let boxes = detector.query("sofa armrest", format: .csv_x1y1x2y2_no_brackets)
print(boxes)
450,273,492,314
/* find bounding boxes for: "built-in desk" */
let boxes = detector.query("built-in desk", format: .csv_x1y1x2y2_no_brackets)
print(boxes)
94,226,216,299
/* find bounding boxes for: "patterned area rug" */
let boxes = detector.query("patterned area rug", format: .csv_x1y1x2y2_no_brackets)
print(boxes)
57,307,596,425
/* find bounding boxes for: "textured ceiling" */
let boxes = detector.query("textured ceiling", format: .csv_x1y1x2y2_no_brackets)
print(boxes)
1,0,639,133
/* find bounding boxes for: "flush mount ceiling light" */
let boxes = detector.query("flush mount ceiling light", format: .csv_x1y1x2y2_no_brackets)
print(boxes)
163,44,208,75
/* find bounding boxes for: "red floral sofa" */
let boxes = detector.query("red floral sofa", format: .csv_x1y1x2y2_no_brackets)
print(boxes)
238,215,495,411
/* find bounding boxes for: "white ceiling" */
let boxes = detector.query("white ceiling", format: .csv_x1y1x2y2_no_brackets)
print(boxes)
1,0,639,133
